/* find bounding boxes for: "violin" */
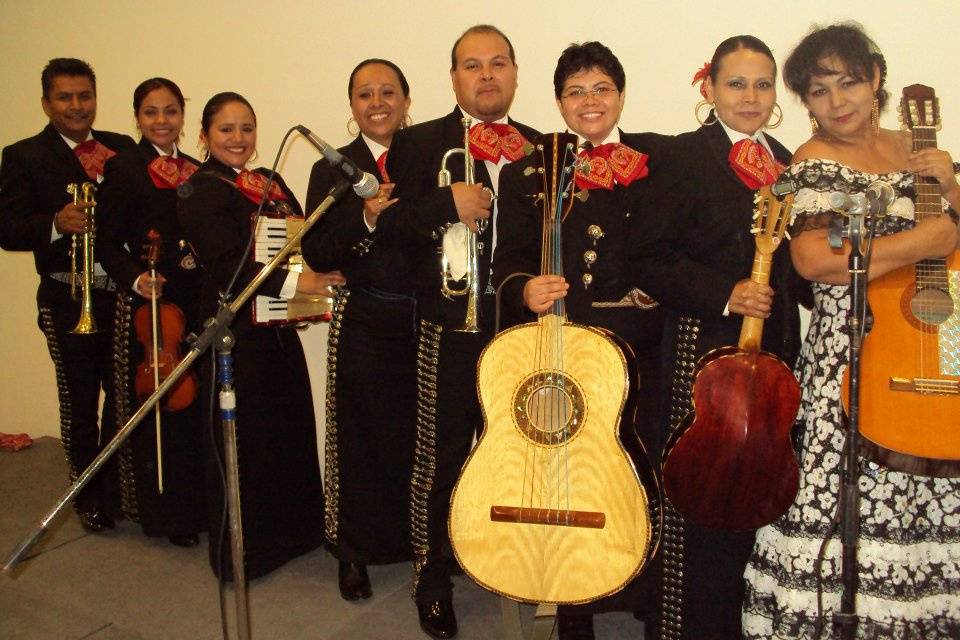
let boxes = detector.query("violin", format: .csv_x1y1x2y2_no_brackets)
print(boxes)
133,230,198,412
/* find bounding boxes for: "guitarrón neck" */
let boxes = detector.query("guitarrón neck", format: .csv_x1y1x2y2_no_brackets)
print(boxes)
541,217,566,320
913,125,949,290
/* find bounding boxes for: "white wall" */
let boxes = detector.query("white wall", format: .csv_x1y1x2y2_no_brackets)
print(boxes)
1,0,958,438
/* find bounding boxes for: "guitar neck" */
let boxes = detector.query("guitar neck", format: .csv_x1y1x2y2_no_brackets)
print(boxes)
541,218,566,319
912,125,949,288
738,250,772,351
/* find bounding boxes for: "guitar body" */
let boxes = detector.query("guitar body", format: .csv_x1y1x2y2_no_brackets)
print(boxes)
662,347,801,530
844,250,960,476
449,316,653,604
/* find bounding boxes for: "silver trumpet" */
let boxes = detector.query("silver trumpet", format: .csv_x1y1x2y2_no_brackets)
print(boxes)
438,116,483,333
66,182,98,334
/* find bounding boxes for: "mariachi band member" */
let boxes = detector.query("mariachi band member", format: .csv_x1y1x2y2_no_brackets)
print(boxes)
301,58,417,601
630,36,806,640
0,58,137,532
743,24,960,638
176,91,343,580
366,24,539,639
97,77,206,548
494,41,668,640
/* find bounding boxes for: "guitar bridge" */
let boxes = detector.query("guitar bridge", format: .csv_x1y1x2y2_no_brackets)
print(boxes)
490,505,605,529
889,377,959,395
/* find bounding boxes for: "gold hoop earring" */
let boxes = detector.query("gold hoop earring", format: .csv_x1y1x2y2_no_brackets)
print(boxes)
403,113,413,128
871,97,880,134
347,116,360,137
250,149,259,164
765,103,783,129
695,99,717,126
809,115,819,135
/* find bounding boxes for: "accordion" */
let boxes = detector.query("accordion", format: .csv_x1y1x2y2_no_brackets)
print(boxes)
251,213,332,326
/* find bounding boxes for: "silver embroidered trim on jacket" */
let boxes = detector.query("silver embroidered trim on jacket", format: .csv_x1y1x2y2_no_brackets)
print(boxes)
39,306,78,481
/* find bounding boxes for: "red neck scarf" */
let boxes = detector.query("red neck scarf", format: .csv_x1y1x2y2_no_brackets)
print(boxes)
728,138,785,189
73,139,116,181
575,143,649,191
468,122,531,163
235,169,288,205
376,150,390,182
148,155,198,189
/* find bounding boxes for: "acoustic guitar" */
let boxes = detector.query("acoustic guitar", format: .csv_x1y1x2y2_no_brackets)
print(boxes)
661,185,801,530
448,133,655,604
843,84,960,477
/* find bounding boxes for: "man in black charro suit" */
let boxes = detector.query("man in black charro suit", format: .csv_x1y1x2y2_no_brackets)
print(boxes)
0,58,136,531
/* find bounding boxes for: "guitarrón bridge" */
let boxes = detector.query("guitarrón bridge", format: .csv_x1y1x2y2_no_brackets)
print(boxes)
490,506,606,529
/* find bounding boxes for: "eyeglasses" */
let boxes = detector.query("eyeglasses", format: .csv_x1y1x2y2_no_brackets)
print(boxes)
560,86,618,101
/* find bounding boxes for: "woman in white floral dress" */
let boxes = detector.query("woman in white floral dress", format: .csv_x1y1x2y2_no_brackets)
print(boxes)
742,23,960,639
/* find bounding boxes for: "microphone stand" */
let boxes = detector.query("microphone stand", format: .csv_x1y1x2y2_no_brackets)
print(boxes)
4,179,351,640
829,195,884,640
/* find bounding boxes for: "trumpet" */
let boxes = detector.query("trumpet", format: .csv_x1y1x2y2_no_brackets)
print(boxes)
438,116,483,333
66,182,98,334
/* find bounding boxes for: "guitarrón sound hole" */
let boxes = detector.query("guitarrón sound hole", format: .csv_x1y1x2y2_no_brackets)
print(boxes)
911,288,955,326
527,386,572,434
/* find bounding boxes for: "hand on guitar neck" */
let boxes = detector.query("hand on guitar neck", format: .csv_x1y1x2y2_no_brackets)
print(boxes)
726,279,773,319
522,274,568,313
906,146,960,208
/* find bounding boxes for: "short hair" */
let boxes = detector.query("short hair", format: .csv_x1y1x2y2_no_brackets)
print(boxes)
200,91,256,136
450,24,516,70
709,35,777,82
784,22,889,110
347,58,410,100
41,58,96,99
553,41,625,99
133,77,186,115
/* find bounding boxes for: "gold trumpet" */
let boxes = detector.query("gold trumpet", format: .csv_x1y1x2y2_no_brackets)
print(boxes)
438,116,483,333
66,182,98,334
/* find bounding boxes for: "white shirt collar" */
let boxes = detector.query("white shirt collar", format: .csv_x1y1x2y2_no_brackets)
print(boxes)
457,105,509,126
59,130,94,150
361,133,388,160
717,119,773,156
578,128,621,148
151,142,179,158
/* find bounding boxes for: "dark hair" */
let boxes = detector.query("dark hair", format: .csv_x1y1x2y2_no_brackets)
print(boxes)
450,24,516,70
200,92,256,135
133,77,186,115
709,35,777,82
553,41,625,99
347,58,410,100
41,58,96,98
784,23,889,110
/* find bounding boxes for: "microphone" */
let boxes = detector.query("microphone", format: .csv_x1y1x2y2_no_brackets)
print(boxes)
865,180,895,216
296,125,379,198
828,191,868,216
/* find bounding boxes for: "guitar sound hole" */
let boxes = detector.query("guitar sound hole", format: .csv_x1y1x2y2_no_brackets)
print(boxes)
910,288,955,326
527,386,573,435
514,371,585,446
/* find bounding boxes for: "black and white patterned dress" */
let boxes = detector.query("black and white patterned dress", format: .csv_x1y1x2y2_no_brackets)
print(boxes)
743,159,960,639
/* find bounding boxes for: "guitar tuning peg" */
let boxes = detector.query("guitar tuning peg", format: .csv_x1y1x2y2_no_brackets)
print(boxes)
574,190,590,203
523,166,535,176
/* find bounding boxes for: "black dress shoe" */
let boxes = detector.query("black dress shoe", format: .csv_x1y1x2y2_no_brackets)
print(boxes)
338,561,372,601
168,533,200,547
557,612,595,640
417,599,457,639
77,510,115,533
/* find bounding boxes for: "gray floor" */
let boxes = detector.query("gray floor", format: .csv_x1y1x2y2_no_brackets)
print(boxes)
1,438,646,640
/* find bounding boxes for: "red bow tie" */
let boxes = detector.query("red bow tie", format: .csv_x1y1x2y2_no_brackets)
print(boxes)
73,139,117,181
235,169,289,205
468,123,532,163
148,155,198,189
728,138,785,189
575,143,649,191
376,150,390,182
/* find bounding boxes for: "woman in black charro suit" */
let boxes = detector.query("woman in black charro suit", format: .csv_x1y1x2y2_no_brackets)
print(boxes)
630,35,808,640
301,58,417,601
98,77,206,548
177,91,343,580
